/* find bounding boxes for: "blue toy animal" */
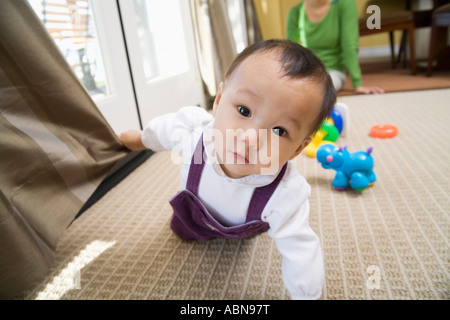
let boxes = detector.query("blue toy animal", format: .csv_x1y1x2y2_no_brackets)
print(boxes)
316,144,376,191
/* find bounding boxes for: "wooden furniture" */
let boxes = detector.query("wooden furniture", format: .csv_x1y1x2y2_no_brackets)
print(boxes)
427,3,450,76
359,8,417,74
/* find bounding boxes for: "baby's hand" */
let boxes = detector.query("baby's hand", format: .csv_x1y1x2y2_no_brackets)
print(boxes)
118,129,146,151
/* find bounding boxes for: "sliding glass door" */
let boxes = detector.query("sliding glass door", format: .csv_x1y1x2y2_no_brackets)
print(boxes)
117,0,205,125
28,0,205,133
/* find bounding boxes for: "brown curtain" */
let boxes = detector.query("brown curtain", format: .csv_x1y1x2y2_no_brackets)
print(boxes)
0,0,129,298
190,0,237,108
245,0,263,45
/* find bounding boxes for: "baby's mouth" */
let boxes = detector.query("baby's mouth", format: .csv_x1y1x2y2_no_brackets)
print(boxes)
232,152,249,164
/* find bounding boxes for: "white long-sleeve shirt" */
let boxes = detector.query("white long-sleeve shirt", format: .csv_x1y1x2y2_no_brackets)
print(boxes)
141,106,324,299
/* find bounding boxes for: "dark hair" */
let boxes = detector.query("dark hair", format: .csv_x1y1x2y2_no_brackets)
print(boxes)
225,39,336,135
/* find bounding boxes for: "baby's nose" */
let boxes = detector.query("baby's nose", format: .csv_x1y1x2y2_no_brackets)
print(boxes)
242,128,260,149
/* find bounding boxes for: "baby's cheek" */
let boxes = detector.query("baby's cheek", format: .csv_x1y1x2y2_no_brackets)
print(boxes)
257,146,281,175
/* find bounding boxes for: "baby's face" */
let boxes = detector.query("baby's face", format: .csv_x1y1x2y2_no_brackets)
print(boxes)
212,52,323,179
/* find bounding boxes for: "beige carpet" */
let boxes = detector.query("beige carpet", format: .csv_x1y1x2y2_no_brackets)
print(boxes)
25,89,450,300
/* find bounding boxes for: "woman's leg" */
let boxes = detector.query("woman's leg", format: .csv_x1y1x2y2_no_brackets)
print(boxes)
328,70,346,91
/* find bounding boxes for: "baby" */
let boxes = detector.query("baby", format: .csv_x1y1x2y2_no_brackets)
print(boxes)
119,39,336,299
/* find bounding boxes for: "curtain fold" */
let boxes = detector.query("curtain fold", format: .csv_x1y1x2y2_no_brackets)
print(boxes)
245,0,263,45
189,0,262,108
190,0,237,108
0,0,128,298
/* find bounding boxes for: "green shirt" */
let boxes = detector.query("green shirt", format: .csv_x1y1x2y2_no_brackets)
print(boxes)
286,0,363,88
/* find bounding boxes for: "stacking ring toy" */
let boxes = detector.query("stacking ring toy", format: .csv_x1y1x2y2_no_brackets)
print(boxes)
331,109,343,134
370,124,398,138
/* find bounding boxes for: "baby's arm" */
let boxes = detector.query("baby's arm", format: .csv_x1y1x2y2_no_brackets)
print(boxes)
118,129,146,151
265,177,324,300
119,106,213,153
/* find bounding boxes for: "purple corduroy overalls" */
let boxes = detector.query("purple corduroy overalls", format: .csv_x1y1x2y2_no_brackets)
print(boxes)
169,135,287,241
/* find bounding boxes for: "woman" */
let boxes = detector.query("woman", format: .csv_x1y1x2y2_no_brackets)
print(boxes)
287,0,384,94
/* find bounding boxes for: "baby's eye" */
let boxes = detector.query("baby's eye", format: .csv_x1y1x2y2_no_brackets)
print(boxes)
272,127,288,137
237,105,251,117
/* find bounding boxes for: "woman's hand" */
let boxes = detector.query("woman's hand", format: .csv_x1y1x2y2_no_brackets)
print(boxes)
118,129,146,150
355,85,385,94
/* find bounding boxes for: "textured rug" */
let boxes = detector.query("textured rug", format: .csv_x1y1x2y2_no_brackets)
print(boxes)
25,89,450,300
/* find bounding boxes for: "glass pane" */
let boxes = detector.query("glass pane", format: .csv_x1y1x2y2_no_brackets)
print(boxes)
226,0,247,53
28,0,109,99
132,0,189,81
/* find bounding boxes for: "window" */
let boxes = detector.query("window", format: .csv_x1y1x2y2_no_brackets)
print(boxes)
28,0,108,99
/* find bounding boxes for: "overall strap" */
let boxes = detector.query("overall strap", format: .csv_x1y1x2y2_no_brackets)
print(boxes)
185,134,205,195
245,163,288,222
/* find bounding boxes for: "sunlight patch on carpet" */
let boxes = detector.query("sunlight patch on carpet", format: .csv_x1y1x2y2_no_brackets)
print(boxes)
35,240,116,300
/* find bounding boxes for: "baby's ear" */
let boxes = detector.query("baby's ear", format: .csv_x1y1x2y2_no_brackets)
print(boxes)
289,137,312,160
212,82,224,116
